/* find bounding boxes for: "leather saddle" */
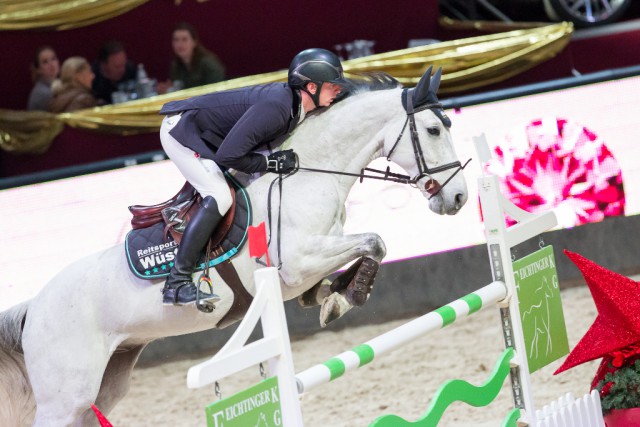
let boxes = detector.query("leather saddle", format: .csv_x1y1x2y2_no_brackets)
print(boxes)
127,180,253,328
129,180,235,250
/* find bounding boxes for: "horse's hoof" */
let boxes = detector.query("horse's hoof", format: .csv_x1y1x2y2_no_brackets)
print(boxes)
298,279,332,308
319,292,353,328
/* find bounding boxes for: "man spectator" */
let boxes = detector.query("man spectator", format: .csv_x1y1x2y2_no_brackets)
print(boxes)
91,40,136,104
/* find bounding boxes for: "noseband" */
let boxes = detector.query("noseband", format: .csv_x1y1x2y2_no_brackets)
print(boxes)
386,88,471,199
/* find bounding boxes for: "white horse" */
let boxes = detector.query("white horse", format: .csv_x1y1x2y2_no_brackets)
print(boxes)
0,68,468,426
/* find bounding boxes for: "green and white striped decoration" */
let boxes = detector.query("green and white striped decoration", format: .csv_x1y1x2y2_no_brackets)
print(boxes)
296,281,507,393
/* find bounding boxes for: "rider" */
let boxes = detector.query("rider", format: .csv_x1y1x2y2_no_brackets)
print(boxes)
159,48,348,306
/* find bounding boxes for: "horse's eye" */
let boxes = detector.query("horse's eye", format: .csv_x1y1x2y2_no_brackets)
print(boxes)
427,127,440,136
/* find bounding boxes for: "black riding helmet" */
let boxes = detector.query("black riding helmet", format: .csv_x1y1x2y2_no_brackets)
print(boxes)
288,48,348,107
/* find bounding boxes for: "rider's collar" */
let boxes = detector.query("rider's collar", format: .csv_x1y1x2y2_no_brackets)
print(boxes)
291,86,302,119
298,98,306,124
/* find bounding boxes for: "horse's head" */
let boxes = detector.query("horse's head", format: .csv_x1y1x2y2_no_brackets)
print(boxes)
384,67,469,215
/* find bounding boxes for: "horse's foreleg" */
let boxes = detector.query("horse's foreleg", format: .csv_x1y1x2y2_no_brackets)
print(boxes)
284,232,386,327
298,256,379,308
283,232,385,286
298,279,332,308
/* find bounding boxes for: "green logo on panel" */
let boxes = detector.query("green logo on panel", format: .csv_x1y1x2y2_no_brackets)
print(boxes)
512,245,569,373
205,376,282,427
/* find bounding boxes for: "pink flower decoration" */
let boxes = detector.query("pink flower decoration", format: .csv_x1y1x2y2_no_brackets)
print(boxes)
486,118,625,227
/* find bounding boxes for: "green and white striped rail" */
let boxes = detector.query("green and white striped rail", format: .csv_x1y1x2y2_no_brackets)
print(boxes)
295,280,507,394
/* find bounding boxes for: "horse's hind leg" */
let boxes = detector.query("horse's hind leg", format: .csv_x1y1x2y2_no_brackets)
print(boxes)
23,316,112,426
92,344,147,417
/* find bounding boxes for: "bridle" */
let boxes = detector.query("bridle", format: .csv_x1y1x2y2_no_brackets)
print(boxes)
295,88,471,199
385,88,471,199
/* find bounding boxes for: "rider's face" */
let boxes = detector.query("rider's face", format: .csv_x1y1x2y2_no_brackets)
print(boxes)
318,83,342,107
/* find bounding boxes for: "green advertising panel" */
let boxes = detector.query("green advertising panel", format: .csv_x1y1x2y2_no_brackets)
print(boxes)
512,245,569,373
205,376,282,427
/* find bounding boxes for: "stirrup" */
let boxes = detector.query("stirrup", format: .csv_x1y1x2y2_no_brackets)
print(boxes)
196,275,219,314
162,281,220,308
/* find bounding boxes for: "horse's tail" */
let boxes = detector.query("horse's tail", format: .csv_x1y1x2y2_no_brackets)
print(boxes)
0,301,28,351
0,301,36,425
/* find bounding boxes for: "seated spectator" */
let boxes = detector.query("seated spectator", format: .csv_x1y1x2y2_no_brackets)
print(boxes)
49,57,99,113
91,40,136,104
27,46,60,111
157,22,225,93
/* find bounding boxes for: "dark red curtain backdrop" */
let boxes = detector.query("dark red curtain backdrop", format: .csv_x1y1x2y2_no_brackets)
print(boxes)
3,0,640,179
1,0,441,111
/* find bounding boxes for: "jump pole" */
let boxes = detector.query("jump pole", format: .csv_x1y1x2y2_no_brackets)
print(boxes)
296,280,507,394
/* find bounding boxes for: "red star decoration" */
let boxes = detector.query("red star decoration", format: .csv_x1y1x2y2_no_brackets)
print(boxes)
555,250,640,375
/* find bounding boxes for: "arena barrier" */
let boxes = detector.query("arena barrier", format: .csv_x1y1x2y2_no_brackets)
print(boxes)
187,134,605,427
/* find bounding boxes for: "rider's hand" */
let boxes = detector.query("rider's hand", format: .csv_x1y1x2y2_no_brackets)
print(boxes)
266,149,297,174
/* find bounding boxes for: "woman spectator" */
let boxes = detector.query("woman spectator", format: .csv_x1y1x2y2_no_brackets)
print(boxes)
27,46,60,111
159,22,225,93
49,57,99,113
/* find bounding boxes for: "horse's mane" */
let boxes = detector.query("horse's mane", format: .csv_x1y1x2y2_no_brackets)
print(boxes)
300,72,402,126
335,72,402,103
304,72,401,121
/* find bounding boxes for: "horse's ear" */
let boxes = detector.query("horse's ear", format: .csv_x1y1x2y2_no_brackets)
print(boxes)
411,66,433,108
428,67,443,99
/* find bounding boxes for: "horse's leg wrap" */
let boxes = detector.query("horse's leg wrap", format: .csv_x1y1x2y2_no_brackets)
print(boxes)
345,257,379,306
329,257,365,293
298,279,332,308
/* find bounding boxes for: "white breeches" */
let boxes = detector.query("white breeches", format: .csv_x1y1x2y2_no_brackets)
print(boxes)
160,114,233,216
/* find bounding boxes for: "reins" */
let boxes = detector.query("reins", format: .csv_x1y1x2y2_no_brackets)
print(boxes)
296,165,414,184
265,88,472,268
266,172,296,269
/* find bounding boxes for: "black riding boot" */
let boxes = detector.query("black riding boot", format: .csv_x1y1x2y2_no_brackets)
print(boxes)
163,196,223,306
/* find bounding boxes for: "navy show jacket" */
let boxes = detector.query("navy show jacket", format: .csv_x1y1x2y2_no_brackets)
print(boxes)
159,82,302,174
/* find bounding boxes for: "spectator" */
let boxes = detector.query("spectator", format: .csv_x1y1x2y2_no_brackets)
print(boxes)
157,22,225,93
91,40,136,104
49,57,99,113
27,46,60,111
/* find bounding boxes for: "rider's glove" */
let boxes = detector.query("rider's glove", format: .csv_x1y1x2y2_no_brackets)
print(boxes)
265,149,297,174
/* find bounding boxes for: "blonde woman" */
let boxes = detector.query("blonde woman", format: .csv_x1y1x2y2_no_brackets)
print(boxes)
27,46,60,111
49,57,99,113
